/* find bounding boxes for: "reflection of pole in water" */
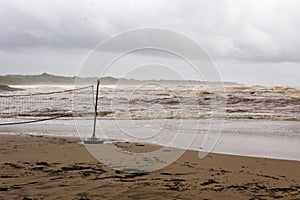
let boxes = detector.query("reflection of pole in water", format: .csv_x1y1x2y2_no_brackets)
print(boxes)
84,79,104,144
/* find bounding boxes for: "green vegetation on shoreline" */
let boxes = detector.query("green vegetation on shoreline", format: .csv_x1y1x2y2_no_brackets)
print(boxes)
0,73,242,86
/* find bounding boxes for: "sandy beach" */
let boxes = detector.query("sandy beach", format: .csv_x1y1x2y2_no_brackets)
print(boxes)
0,135,299,200
1,0,300,199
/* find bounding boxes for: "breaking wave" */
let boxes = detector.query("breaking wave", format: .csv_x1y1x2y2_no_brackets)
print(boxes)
1,85,300,122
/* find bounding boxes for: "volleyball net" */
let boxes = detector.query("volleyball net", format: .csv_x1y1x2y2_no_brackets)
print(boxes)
0,85,94,125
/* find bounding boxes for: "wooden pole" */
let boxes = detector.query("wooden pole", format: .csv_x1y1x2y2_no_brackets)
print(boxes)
92,79,100,141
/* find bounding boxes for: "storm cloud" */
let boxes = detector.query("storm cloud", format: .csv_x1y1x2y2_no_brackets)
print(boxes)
0,0,299,85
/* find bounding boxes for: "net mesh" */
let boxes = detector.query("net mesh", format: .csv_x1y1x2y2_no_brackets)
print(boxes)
0,85,94,125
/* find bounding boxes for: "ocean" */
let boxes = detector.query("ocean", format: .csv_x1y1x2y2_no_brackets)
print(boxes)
0,84,299,161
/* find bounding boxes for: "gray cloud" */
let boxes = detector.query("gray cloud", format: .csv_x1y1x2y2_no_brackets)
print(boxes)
0,0,299,85
1,0,300,62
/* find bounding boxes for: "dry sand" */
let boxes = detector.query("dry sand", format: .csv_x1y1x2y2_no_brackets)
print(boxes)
0,135,299,200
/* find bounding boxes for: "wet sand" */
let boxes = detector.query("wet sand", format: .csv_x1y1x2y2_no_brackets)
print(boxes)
0,135,299,200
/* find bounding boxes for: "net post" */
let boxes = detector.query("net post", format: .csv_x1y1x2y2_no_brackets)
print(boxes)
92,79,100,141
84,79,104,144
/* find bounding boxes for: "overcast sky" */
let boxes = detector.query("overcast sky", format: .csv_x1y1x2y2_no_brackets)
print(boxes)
0,0,299,85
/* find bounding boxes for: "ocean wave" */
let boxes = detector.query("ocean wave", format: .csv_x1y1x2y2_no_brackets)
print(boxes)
1,85,300,123
273,86,300,98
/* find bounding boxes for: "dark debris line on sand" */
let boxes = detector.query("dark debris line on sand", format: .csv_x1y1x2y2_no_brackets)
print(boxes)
0,161,299,199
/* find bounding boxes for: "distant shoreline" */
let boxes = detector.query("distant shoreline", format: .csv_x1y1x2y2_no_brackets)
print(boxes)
0,73,243,86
